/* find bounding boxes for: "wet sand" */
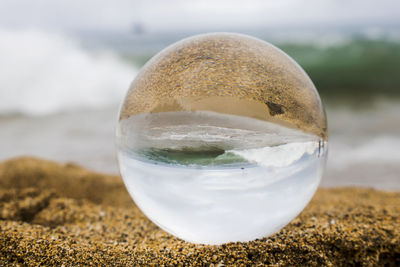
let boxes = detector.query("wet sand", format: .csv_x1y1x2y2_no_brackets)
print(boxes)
0,157,399,265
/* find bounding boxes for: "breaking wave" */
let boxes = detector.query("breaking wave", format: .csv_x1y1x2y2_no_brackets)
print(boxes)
0,28,137,115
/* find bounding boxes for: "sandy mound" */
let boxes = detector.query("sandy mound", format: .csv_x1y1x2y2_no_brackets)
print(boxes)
0,157,399,265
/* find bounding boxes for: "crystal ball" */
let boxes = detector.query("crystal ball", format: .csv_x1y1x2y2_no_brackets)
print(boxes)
116,33,328,244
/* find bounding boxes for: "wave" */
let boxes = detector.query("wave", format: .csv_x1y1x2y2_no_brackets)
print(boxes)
276,36,400,97
0,29,137,115
229,141,322,168
124,30,400,98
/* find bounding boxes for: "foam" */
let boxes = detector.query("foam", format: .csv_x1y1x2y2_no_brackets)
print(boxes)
118,111,320,152
0,28,136,115
230,141,321,168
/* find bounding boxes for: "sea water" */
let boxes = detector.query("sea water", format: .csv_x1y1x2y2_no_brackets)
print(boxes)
116,111,327,244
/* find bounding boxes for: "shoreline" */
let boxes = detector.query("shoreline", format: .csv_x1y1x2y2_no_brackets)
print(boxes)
2,101,400,191
0,157,399,265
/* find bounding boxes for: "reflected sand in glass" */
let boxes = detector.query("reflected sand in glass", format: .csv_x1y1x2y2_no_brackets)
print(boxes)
116,33,327,244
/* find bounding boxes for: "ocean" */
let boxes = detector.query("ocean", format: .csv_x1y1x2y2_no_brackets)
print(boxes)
0,27,399,190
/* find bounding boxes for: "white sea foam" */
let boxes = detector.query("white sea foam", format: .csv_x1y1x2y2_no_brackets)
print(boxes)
118,111,320,152
230,141,322,168
328,136,400,170
0,28,136,115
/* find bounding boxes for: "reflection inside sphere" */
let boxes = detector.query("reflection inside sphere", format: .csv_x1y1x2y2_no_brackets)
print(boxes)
116,33,328,245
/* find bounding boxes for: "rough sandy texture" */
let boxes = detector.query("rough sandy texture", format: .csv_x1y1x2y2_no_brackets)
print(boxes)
120,33,327,138
0,157,399,266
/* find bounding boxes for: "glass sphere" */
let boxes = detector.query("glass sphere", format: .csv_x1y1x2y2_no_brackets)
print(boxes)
116,33,327,245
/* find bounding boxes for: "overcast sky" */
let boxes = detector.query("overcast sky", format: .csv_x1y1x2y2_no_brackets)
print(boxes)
0,0,399,33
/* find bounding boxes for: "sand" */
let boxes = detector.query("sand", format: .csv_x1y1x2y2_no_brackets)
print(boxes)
120,33,327,138
0,157,399,266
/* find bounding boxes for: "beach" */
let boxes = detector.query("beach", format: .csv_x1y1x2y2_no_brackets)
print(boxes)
1,99,400,190
1,25,400,265
1,29,400,190
0,157,399,265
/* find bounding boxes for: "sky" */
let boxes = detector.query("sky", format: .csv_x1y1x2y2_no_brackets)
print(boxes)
0,0,399,33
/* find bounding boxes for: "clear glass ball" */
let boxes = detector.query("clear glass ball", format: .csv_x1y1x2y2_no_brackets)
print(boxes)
116,33,327,245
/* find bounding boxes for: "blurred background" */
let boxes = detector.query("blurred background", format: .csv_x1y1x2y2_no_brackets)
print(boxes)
0,0,399,189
